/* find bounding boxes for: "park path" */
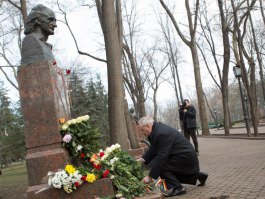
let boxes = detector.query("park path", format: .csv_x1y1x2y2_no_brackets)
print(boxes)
170,137,265,199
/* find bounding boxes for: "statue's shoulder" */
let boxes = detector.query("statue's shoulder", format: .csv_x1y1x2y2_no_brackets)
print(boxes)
22,33,43,47
21,33,54,65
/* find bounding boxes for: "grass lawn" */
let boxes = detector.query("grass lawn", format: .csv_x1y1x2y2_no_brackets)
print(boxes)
0,162,28,199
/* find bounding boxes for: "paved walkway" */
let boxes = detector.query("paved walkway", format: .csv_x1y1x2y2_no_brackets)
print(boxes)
198,122,265,138
169,137,265,199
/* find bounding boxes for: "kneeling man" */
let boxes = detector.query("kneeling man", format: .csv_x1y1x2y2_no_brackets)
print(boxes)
138,116,208,197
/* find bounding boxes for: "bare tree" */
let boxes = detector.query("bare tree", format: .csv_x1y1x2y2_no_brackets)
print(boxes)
121,0,146,118
231,0,259,136
144,47,170,121
246,0,265,114
157,12,183,105
95,0,130,150
0,1,25,90
196,0,231,135
160,0,209,135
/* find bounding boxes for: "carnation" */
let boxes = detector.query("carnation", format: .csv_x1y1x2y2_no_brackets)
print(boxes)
62,134,72,143
76,145,83,152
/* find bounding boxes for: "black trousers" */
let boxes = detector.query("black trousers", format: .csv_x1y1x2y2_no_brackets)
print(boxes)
184,126,199,152
160,170,198,190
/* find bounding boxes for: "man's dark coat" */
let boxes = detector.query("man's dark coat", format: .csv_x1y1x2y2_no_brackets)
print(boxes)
179,105,197,129
142,122,199,179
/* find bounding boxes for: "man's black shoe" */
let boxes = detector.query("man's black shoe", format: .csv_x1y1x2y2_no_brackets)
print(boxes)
197,171,208,186
165,187,186,197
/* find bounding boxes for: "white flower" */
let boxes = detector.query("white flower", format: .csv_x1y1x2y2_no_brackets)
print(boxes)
83,115,90,121
101,154,108,161
116,193,123,198
66,120,72,126
61,124,69,130
71,119,77,124
110,175,115,179
110,157,119,165
51,176,62,188
76,117,83,123
76,145,83,152
114,143,121,149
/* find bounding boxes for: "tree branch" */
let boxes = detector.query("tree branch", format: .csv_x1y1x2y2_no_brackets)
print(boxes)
57,0,107,63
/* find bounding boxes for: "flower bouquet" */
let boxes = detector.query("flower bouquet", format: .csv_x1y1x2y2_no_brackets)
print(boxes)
60,115,101,164
48,115,145,198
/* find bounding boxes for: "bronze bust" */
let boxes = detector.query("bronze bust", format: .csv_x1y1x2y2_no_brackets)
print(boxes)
21,4,57,65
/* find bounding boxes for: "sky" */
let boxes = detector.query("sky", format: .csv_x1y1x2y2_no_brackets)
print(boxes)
0,0,233,107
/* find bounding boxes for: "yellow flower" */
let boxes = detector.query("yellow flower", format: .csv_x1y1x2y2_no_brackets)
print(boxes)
86,173,96,183
65,165,76,174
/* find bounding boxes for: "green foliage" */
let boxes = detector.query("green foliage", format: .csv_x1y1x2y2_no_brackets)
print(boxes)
60,115,101,164
0,82,25,166
68,71,109,147
100,149,145,198
59,118,146,198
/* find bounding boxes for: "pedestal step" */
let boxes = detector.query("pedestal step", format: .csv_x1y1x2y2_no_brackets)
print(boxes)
135,193,164,199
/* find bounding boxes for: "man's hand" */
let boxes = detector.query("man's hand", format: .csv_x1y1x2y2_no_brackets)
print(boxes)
142,175,152,184
136,158,145,163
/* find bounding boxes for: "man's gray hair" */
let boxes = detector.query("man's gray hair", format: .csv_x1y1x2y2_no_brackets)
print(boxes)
138,116,154,126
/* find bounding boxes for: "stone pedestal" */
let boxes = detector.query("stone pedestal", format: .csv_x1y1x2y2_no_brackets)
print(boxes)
17,61,71,198
28,178,115,199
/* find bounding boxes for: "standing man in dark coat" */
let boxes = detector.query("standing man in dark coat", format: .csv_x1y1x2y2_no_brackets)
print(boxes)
137,116,208,197
179,99,199,154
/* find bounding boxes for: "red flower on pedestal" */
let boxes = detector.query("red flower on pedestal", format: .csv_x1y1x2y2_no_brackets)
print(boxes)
81,175,87,182
52,60,57,65
66,69,71,75
80,153,85,159
74,182,79,187
102,169,110,178
92,163,101,170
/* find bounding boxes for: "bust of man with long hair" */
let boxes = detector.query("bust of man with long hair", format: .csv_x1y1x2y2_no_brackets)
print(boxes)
21,4,57,65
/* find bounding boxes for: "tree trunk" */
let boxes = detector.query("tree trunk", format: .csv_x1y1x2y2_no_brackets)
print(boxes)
218,0,231,135
191,44,209,135
101,0,129,150
20,0,27,26
123,44,146,117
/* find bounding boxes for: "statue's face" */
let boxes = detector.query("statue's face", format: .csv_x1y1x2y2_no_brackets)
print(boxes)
37,9,57,36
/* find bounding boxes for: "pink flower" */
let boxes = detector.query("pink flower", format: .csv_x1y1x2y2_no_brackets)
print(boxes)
62,134,72,143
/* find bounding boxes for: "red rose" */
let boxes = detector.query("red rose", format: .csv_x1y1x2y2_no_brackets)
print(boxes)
99,152,104,157
66,69,71,75
102,169,110,178
80,153,85,159
93,163,101,170
52,60,57,65
81,175,87,181
74,182,79,187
